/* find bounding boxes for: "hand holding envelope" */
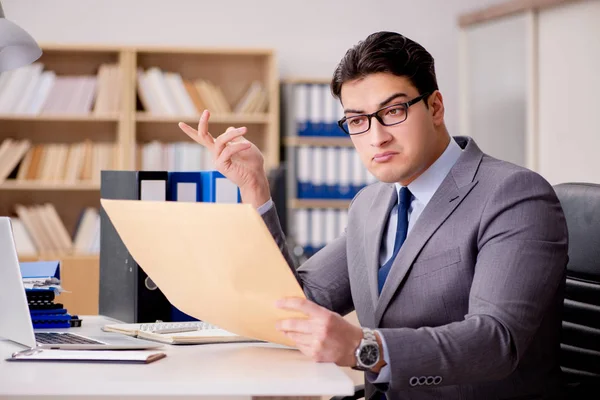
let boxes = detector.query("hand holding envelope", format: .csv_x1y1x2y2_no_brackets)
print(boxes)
100,198,307,347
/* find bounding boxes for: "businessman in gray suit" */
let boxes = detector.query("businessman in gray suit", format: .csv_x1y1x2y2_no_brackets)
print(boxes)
179,31,568,400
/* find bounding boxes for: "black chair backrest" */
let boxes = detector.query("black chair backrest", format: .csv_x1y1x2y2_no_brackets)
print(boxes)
554,183,600,384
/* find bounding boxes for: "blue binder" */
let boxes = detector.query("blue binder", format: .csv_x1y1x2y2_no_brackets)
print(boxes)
200,171,241,203
168,172,203,202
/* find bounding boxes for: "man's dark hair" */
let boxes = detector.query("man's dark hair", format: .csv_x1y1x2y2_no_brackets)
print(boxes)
331,31,438,105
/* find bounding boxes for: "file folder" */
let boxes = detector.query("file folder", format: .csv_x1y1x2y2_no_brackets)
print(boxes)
100,170,172,323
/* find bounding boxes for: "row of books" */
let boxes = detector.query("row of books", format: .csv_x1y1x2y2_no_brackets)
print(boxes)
0,63,121,115
138,141,213,172
296,146,377,199
293,83,347,137
293,208,349,256
11,205,99,257
0,139,118,185
137,67,268,116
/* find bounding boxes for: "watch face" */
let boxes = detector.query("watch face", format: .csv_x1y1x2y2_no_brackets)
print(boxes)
359,343,379,366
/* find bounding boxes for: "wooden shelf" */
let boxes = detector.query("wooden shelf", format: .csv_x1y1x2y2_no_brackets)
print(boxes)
136,112,270,124
0,114,120,122
284,136,353,147
289,199,351,209
281,77,332,85
0,182,100,191
0,44,280,251
18,253,99,262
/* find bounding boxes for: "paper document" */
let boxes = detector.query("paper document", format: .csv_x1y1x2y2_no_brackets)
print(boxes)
100,199,307,347
8,348,166,364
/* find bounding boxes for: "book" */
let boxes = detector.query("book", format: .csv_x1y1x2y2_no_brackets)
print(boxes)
102,321,260,345
7,348,166,364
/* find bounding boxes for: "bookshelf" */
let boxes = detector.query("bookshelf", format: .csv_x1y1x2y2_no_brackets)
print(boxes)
281,78,374,257
0,44,280,314
132,46,279,170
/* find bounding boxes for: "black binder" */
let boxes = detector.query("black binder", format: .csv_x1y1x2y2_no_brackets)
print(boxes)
99,170,172,323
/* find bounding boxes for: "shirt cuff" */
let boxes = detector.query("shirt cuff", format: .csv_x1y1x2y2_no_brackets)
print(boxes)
370,330,391,384
256,198,274,215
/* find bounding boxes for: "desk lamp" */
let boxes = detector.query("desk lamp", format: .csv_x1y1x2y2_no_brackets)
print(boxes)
0,1,41,72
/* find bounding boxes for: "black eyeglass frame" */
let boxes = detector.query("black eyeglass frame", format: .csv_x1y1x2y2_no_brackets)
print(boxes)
337,92,430,135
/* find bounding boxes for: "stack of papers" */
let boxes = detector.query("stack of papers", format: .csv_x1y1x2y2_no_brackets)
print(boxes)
20,261,74,329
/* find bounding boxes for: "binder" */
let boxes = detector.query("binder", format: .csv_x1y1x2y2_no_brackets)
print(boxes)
334,97,346,137
308,209,325,256
200,171,241,203
100,170,172,323
325,147,338,199
168,171,202,202
294,209,310,254
309,84,324,136
339,148,353,199
351,151,366,197
294,84,309,136
322,85,338,137
167,171,203,321
296,147,311,199
311,147,326,199
324,209,337,245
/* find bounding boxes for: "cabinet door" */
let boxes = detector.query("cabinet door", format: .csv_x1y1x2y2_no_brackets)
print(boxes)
538,0,600,184
461,13,529,167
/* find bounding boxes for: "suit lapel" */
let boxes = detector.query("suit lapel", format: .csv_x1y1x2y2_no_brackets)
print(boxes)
374,136,484,325
363,184,397,311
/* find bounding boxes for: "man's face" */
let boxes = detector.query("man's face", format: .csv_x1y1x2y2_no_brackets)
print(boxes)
340,72,445,185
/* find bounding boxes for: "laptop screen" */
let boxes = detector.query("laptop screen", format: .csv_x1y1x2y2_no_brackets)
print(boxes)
0,217,37,348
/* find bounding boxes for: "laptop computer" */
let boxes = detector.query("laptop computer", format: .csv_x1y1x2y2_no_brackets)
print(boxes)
0,217,162,350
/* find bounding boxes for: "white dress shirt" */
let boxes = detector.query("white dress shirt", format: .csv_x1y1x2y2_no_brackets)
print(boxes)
257,136,463,383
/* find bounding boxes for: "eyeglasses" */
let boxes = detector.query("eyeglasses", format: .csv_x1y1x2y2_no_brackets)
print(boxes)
337,93,430,135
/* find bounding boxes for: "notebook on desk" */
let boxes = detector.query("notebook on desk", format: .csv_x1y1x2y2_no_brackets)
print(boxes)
102,321,262,345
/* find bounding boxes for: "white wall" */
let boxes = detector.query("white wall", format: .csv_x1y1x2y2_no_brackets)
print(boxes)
463,13,529,167
2,0,502,135
538,0,600,184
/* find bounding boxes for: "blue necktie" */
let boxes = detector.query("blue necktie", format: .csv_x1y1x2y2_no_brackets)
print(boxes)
378,187,412,294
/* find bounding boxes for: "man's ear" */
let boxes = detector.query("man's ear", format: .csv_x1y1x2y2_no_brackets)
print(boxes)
429,91,445,126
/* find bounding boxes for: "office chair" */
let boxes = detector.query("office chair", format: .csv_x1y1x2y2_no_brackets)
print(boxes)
554,183,600,398
330,384,365,400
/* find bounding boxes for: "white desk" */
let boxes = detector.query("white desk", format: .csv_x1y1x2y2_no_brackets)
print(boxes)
0,316,354,399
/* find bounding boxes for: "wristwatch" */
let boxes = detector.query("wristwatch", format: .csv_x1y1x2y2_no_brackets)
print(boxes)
353,328,380,371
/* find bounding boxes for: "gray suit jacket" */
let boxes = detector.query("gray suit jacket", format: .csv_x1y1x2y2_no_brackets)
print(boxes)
262,136,568,399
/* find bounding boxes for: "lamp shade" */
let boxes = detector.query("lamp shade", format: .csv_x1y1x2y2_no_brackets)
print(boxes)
0,2,42,72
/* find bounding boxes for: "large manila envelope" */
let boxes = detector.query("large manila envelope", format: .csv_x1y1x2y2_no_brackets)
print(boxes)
100,199,307,347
